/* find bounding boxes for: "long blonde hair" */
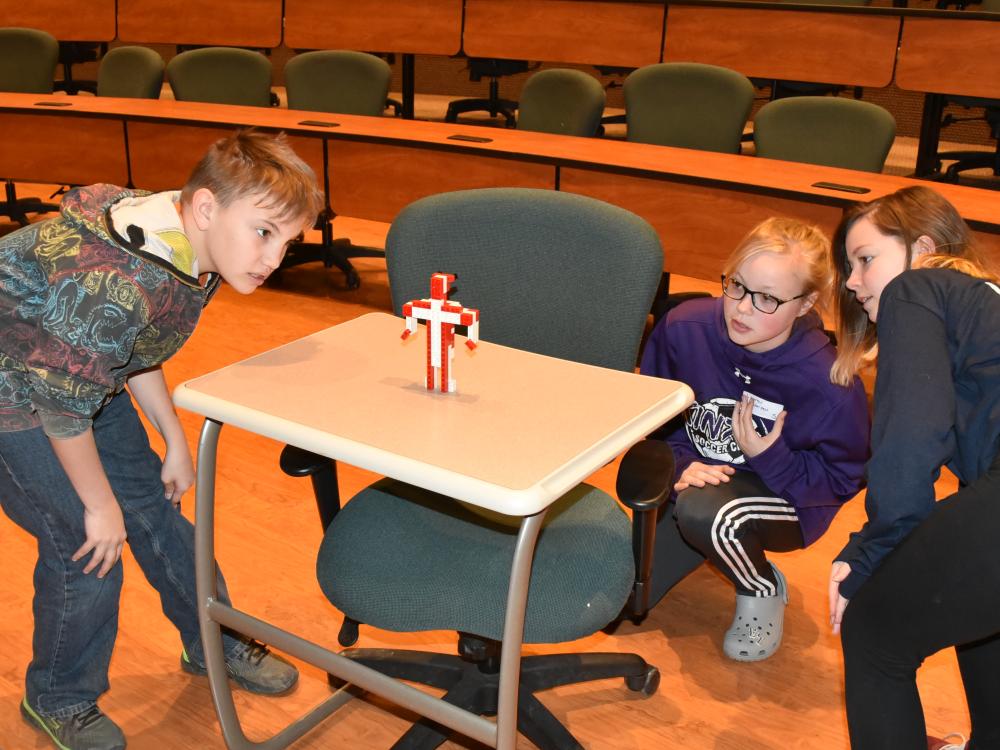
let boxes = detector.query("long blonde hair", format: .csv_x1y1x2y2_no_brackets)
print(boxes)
830,186,997,385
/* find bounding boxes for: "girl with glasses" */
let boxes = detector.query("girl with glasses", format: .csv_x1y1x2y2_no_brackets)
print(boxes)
640,217,869,661
828,186,1000,750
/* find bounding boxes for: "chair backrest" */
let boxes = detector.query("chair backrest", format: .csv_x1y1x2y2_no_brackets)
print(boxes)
0,27,58,94
166,47,273,107
754,96,896,172
516,68,606,137
285,50,392,117
97,46,164,99
624,62,754,153
385,188,663,372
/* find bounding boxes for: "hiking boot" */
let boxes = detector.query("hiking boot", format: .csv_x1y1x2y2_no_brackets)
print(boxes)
21,697,126,750
723,562,788,662
181,639,298,695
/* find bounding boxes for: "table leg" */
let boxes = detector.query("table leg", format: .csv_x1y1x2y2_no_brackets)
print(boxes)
402,53,416,119
496,509,549,750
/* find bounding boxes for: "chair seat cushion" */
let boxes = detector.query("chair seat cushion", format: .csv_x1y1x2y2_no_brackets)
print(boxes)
316,478,634,644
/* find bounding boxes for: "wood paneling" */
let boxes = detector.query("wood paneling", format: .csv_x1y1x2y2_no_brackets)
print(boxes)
896,17,1000,98
284,0,463,55
0,0,116,41
559,167,842,277
0,113,127,185
464,0,664,67
664,5,900,88
117,0,283,47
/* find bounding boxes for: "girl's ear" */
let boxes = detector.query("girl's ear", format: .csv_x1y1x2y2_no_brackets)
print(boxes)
796,290,819,318
913,234,936,258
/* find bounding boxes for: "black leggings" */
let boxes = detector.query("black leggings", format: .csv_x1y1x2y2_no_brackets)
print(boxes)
648,471,805,605
842,465,1000,750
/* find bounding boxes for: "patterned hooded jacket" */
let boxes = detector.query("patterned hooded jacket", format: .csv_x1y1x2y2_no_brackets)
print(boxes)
0,184,220,438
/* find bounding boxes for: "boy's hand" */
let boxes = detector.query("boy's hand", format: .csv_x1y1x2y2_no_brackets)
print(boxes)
829,561,852,634
162,443,195,508
73,502,127,578
674,461,736,491
732,394,786,458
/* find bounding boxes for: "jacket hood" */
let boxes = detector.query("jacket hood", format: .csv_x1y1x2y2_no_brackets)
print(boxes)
59,184,202,288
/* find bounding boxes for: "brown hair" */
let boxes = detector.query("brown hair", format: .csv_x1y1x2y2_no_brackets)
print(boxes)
180,129,324,226
830,185,996,385
723,216,832,309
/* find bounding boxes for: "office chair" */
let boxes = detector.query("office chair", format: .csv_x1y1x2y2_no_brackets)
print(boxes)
281,50,394,288
516,68,606,137
281,188,677,750
445,58,533,127
753,96,896,173
933,0,1000,181
0,27,60,226
97,46,164,99
624,62,755,153
54,42,106,96
166,47,274,107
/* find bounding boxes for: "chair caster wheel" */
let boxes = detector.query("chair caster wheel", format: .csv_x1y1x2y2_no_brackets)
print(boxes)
345,269,361,290
625,666,660,697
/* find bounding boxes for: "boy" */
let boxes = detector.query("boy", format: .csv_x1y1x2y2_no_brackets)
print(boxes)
0,130,324,750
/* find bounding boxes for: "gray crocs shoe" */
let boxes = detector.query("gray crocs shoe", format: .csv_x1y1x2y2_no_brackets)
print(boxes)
723,563,788,662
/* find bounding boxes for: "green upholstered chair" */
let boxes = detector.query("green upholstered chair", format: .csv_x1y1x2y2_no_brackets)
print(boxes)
0,27,60,226
285,49,392,117
624,62,754,153
280,188,677,750
753,96,896,173
97,46,164,99
166,47,274,107
516,68,606,137
280,50,393,288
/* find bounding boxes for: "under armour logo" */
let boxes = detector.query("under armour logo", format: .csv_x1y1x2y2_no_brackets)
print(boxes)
734,367,751,384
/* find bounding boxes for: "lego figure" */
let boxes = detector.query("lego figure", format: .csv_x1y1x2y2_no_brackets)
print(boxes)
401,273,480,392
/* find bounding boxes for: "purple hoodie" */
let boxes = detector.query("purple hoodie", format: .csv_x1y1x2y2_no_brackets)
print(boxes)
640,297,869,546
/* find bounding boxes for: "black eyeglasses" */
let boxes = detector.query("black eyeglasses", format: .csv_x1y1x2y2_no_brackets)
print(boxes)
721,275,806,315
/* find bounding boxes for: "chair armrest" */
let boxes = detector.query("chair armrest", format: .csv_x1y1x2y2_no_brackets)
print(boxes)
279,445,342,531
616,439,675,619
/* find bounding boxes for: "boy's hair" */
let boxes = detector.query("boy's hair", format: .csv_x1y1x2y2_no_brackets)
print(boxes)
180,129,324,226
722,215,832,313
830,186,996,386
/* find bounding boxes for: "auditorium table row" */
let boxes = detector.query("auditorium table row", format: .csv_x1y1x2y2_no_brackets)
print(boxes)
2,92,998,285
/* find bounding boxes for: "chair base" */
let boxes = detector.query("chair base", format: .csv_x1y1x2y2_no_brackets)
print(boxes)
279,211,385,289
2,181,59,227
934,149,1000,182
335,647,659,750
445,95,518,127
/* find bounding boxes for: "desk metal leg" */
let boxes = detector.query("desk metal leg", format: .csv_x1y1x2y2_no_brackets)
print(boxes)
496,510,548,750
402,53,416,119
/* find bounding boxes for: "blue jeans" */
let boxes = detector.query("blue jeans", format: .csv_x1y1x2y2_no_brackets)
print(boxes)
0,390,239,717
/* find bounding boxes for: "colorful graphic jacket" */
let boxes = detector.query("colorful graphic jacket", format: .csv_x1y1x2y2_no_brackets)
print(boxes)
640,297,870,546
0,184,219,438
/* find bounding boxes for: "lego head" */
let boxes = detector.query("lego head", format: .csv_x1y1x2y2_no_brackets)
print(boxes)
179,130,325,293
430,273,456,300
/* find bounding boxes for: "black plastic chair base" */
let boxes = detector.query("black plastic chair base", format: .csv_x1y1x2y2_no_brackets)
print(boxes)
445,96,518,127
2,181,59,227
280,238,385,290
334,646,659,750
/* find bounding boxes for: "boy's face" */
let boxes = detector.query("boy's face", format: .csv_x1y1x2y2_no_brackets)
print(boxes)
191,190,308,294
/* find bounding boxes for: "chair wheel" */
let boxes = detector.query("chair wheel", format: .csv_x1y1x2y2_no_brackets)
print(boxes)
345,269,361,290
624,666,660,697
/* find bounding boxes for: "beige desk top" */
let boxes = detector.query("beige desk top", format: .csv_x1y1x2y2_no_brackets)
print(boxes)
174,313,693,516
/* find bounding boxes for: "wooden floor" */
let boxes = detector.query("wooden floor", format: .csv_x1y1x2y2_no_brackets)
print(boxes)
0,196,971,749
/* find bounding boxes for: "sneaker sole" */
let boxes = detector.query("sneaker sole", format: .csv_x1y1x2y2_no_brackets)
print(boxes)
180,653,298,696
21,698,73,750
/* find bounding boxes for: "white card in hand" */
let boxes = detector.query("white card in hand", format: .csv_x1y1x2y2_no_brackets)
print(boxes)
742,391,784,421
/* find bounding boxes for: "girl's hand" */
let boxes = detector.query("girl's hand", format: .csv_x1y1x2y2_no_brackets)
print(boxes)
829,561,852,634
162,443,195,508
73,502,127,577
732,394,786,458
674,461,736,491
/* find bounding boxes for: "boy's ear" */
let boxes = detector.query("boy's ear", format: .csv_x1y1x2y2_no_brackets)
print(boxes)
796,290,819,317
913,234,936,257
188,188,217,231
